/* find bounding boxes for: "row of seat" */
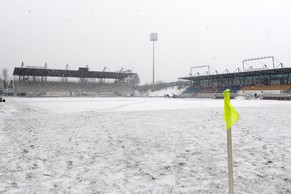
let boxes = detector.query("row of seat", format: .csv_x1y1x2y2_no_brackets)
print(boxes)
184,85,241,94
184,84,291,94
14,81,134,94
240,84,291,91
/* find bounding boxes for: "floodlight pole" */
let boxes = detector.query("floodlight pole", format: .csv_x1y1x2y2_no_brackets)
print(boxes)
153,40,155,91
150,33,158,91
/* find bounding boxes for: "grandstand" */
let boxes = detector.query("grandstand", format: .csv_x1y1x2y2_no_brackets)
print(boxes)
179,57,291,99
13,63,138,97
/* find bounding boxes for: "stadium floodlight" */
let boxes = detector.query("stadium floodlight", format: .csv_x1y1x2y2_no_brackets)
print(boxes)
150,33,158,41
150,32,158,91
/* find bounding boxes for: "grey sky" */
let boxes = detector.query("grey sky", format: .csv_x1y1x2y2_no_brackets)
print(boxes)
1,0,290,84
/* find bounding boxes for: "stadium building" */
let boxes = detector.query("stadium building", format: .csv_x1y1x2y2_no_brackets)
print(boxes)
13,63,138,97
179,56,291,100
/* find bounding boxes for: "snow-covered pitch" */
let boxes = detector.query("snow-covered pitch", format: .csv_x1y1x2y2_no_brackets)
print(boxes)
1,97,290,193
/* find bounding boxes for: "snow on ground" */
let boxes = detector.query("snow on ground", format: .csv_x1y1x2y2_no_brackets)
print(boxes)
0,97,290,193
147,86,186,97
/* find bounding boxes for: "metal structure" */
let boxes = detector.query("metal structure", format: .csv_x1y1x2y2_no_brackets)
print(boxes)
190,65,210,76
13,66,137,83
179,67,291,88
150,32,158,90
180,57,290,88
242,56,275,70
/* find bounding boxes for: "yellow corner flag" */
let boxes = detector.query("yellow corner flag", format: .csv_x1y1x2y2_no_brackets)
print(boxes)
223,89,239,130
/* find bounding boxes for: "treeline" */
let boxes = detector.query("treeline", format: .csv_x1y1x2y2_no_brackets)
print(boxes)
1,68,14,89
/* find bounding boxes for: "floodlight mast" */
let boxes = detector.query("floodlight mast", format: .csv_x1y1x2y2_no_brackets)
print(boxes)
150,32,158,91
242,56,275,70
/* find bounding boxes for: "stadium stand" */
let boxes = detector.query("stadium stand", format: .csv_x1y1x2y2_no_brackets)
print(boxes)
13,66,137,97
179,57,291,99
14,81,134,97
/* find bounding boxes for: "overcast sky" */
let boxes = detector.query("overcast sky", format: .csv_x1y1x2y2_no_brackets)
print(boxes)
0,0,290,84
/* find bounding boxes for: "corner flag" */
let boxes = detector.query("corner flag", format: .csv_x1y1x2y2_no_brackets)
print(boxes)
223,89,239,130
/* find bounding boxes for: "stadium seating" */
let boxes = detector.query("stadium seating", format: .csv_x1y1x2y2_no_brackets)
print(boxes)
14,81,134,97
200,87,217,93
216,86,241,93
240,84,291,92
184,87,201,93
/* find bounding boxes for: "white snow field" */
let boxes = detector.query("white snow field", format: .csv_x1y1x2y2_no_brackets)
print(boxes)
0,97,290,193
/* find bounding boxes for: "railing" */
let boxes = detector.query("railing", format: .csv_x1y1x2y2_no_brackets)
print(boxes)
260,93,291,100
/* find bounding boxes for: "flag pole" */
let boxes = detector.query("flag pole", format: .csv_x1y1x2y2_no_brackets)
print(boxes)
224,89,238,194
227,127,234,194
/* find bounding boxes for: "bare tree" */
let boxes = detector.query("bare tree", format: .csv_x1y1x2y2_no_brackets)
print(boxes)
2,68,9,82
2,68,9,89
127,74,140,86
